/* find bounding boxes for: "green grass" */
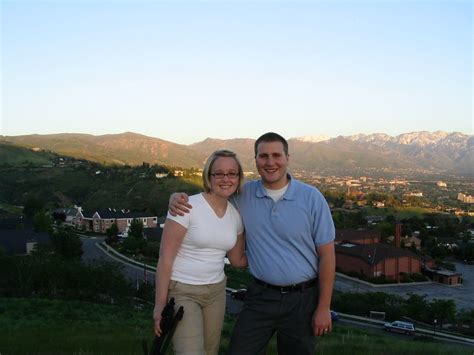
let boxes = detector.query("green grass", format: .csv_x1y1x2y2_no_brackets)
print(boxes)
221,316,473,355
0,297,154,355
224,264,254,289
0,143,56,166
1,297,472,355
0,202,23,214
310,324,472,355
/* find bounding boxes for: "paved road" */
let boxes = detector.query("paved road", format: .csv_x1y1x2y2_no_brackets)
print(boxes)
81,236,156,286
334,262,474,310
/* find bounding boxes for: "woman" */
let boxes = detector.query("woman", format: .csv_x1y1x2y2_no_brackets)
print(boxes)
154,149,247,355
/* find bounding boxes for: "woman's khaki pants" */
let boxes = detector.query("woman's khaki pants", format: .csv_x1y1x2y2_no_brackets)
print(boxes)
168,278,226,355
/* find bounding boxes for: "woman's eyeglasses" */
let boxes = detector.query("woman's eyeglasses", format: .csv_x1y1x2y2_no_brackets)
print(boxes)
210,172,239,179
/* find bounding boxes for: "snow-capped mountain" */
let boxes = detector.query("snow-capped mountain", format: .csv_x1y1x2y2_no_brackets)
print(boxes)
345,131,470,149
337,131,473,175
293,135,331,143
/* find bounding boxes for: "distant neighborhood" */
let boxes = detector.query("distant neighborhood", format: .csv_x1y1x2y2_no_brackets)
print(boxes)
297,173,474,217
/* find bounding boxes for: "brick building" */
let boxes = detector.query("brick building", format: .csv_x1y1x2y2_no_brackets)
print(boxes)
335,242,421,280
76,208,158,234
335,226,421,281
335,226,462,285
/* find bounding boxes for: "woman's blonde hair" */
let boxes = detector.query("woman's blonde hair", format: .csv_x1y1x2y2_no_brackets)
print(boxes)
202,149,244,194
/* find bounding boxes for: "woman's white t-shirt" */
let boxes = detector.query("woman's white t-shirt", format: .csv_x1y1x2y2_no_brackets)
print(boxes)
166,193,244,285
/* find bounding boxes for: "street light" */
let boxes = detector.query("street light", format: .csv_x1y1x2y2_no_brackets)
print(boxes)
433,319,437,335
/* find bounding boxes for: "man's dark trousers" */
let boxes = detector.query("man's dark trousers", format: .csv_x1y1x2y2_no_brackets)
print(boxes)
228,281,318,355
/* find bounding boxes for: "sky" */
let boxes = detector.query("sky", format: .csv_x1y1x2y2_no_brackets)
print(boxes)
1,0,472,145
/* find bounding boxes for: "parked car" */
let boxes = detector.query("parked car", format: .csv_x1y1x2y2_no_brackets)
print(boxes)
230,289,247,300
330,310,339,321
383,320,415,335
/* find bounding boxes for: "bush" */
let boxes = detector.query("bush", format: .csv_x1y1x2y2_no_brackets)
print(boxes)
399,272,412,283
121,236,145,255
411,273,428,282
368,275,391,284
105,235,119,245
141,241,160,258
0,254,132,302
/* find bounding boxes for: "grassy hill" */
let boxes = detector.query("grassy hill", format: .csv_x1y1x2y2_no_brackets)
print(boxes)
1,297,471,354
0,142,56,166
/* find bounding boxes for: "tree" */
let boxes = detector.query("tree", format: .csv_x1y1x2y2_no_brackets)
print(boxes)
322,190,345,208
331,211,344,229
23,196,44,218
33,211,53,233
430,245,448,259
128,218,144,239
404,293,429,321
374,222,393,243
51,228,83,259
461,243,474,263
456,309,474,329
106,223,119,238
105,223,119,244
429,299,456,326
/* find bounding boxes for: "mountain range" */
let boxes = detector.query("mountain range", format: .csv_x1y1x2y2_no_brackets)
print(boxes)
1,131,472,177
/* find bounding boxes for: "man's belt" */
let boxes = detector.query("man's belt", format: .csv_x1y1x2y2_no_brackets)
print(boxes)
254,277,317,293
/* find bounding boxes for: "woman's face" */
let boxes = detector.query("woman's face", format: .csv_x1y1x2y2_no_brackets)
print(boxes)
209,156,240,199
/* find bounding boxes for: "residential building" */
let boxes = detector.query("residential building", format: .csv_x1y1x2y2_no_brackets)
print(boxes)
76,208,158,234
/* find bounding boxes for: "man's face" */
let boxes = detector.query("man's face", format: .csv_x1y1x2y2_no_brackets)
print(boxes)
255,141,289,189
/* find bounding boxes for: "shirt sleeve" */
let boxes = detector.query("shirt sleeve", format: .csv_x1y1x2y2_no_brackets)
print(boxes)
311,189,335,247
166,210,190,229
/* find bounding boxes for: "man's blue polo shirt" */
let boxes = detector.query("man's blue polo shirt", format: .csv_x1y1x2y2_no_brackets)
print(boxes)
233,175,335,285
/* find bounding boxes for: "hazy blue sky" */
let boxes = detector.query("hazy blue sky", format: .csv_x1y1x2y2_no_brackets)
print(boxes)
1,0,472,144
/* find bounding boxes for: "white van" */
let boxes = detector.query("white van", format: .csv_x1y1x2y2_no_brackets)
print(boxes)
383,321,415,335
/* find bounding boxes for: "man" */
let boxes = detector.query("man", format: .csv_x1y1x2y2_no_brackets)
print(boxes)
169,132,335,354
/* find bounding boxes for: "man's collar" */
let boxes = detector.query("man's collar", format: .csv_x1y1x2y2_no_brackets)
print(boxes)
256,174,296,200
